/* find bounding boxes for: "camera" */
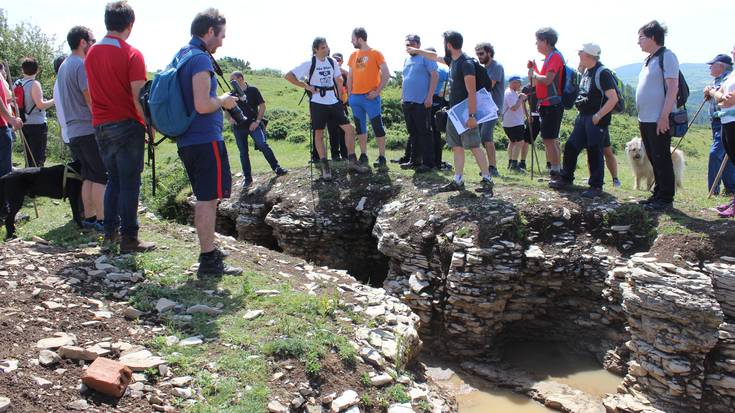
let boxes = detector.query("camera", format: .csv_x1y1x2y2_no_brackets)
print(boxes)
226,79,248,125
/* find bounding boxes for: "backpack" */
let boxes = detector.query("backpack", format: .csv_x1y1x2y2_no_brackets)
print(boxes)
460,56,492,91
145,48,205,138
12,79,36,122
546,50,580,109
646,47,689,108
593,66,625,114
304,55,340,99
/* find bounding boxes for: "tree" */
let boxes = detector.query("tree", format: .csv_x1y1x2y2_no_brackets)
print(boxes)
217,56,251,74
0,8,60,94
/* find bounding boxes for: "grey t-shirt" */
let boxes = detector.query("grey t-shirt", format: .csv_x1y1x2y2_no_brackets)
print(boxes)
635,49,679,123
56,55,94,138
487,60,504,114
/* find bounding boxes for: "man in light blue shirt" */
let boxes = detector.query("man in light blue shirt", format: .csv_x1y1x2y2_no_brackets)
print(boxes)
401,34,438,172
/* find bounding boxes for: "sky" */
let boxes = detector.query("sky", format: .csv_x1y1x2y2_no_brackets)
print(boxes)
4,0,735,77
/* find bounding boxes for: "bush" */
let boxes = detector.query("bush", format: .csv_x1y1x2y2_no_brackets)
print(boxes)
287,133,307,144
268,121,289,140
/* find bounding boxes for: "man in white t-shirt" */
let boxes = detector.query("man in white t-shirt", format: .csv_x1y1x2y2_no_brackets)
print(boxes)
286,37,369,181
502,76,526,172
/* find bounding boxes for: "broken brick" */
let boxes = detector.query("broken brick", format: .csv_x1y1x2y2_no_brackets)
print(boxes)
81,357,132,398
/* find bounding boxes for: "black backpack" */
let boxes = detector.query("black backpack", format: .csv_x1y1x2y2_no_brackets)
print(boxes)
461,56,492,92
304,55,340,99
645,47,689,108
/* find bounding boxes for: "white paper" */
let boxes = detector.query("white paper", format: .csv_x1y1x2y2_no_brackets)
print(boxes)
448,88,498,135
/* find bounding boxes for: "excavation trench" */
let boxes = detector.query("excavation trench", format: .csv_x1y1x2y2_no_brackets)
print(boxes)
176,171,735,413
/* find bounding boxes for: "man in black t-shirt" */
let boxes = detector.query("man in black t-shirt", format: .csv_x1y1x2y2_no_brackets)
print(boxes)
549,43,618,198
230,71,288,188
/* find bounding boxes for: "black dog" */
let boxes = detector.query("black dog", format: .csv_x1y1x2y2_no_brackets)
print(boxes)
0,161,84,239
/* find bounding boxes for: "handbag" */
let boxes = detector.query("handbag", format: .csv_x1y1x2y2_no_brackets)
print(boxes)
669,109,688,137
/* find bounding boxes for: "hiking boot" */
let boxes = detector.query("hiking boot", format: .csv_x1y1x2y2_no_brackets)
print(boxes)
518,161,527,171
359,153,369,165
719,205,735,218
101,230,120,252
392,156,409,164
488,166,500,177
415,165,432,174
637,196,658,205
400,161,419,170
275,167,288,176
120,236,156,253
198,248,243,277
437,180,465,192
440,162,453,171
319,159,333,181
243,178,253,190
347,157,370,174
644,200,673,211
548,177,572,190
613,177,622,188
581,187,603,199
475,178,494,195
374,156,388,170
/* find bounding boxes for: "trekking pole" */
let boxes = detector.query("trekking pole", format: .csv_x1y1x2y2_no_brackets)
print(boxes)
709,155,730,199
671,99,707,153
521,99,534,180
2,62,39,218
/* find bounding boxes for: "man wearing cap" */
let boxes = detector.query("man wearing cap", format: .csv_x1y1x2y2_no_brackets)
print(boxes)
704,53,735,196
401,34,439,173
550,43,618,198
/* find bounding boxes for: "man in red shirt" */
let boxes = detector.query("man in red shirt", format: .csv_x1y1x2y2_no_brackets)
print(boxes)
0,63,23,177
528,27,564,177
85,1,155,253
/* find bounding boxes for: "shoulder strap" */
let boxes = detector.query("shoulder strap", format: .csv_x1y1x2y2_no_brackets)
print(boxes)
21,79,37,114
594,65,607,93
656,47,669,97
307,55,317,84
327,57,340,97
173,48,205,69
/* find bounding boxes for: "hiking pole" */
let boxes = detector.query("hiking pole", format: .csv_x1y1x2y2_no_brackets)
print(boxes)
709,155,730,199
671,99,707,153
521,99,534,180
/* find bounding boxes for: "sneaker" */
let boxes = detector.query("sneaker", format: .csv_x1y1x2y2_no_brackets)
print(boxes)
415,165,432,174
400,161,418,170
374,156,388,169
275,167,288,176
613,177,621,188
644,200,673,211
437,180,465,192
243,178,253,189
475,178,494,195
518,161,527,171
331,156,343,162
120,236,156,253
719,205,735,218
488,166,500,177
716,198,735,212
82,219,98,229
392,156,410,164
347,158,370,174
548,178,572,190
440,162,453,171
359,153,369,165
581,187,603,199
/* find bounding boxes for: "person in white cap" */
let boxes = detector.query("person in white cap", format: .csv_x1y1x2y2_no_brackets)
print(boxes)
549,42,618,198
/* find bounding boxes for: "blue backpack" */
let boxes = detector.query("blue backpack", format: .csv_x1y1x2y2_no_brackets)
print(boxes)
546,50,580,109
146,48,205,138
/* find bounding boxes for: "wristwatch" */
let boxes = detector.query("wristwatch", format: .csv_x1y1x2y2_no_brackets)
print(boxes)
468,113,477,118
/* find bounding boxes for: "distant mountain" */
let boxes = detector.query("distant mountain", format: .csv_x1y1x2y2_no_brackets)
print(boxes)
615,62,714,123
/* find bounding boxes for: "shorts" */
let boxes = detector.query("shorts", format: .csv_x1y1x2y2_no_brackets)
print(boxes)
539,104,564,139
178,140,232,202
602,129,611,147
503,125,526,143
479,118,497,143
524,115,541,143
446,119,482,149
348,93,382,134
68,133,107,184
310,102,350,131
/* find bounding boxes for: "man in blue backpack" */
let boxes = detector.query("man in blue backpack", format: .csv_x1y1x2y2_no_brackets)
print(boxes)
549,43,618,198
174,8,242,278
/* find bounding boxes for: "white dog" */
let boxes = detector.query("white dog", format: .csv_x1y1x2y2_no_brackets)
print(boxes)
625,137,685,191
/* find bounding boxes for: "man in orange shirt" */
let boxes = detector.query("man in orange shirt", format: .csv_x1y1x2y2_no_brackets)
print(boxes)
347,27,390,169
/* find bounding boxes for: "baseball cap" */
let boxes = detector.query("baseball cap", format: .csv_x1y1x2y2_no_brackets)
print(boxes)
707,54,733,66
579,43,601,57
509,75,522,82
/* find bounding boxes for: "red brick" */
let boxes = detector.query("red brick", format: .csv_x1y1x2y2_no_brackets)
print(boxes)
82,357,132,398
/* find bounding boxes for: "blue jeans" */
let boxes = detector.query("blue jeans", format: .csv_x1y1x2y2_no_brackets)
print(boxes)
232,124,280,182
95,120,145,238
708,120,735,195
0,127,12,177
561,114,605,189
